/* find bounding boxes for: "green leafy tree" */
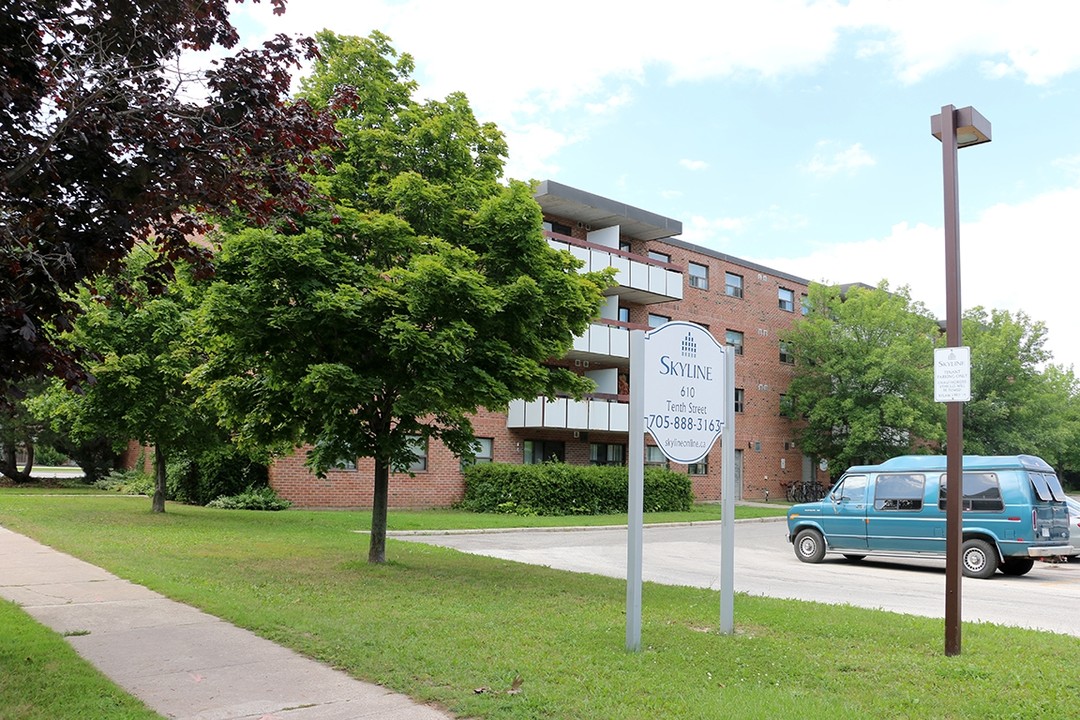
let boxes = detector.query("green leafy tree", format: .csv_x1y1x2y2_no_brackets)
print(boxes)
963,307,1080,467
2,0,338,405
197,31,613,563
782,282,944,472
32,247,219,511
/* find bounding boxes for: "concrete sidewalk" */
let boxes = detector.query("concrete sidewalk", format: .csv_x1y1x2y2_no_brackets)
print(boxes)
0,526,454,720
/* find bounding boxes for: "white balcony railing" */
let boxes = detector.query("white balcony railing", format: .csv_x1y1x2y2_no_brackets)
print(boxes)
507,397,630,432
566,322,631,363
546,233,683,305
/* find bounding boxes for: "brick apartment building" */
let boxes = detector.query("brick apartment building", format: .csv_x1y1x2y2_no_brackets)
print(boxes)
269,180,828,508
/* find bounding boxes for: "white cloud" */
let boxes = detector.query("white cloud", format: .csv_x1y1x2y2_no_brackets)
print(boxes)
679,159,709,171
801,141,876,178
681,214,749,247
844,0,1080,85
749,186,1080,368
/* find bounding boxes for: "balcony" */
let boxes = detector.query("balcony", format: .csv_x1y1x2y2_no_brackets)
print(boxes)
546,232,683,305
507,394,629,433
563,319,643,365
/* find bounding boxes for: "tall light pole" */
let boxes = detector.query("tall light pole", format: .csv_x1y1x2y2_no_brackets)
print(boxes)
930,105,991,657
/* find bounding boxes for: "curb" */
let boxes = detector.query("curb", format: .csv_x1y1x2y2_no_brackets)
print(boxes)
379,514,788,537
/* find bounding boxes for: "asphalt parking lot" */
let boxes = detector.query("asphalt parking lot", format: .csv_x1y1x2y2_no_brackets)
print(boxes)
397,518,1080,637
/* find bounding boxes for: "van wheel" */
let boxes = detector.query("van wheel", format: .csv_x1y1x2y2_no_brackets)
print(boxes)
794,529,826,563
1000,558,1035,576
961,539,998,579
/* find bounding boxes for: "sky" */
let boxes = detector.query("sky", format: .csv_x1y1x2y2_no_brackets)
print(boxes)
231,0,1080,369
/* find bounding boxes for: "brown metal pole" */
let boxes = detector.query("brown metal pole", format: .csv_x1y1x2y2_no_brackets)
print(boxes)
940,104,964,657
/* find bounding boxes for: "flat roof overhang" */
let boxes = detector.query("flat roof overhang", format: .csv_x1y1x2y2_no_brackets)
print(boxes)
534,180,682,242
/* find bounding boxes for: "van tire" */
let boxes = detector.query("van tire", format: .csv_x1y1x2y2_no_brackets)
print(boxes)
961,539,998,578
794,528,826,563
1000,558,1035,576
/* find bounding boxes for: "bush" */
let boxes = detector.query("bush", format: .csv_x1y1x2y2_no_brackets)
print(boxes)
167,447,269,506
93,469,155,495
460,463,692,515
206,486,291,511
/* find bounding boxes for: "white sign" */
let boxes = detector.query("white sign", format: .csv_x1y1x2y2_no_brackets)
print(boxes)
642,321,726,463
934,346,971,402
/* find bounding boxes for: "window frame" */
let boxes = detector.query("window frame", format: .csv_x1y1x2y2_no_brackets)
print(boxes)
873,473,926,512
725,272,744,298
779,341,795,364
524,439,566,464
589,442,627,467
725,329,744,356
688,261,709,290
938,472,1006,512
407,435,428,472
778,287,795,312
648,313,671,328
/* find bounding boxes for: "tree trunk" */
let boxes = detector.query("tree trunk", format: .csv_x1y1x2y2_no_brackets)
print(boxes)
0,439,34,484
152,445,167,513
368,456,390,564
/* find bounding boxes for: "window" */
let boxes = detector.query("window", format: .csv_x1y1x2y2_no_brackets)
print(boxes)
407,436,428,472
645,445,667,465
462,438,493,468
590,443,626,466
648,313,670,328
832,474,868,503
619,240,632,253
778,287,795,312
648,250,671,263
688,458,709,475
688,262,709,290
800,293,810,316
331,458,357,471
938,473,1005,512
725,272,743,298
725,330,744,355
618,306,630,323
734,388,745,413
779,394,794,416
524,440,565,464
779,341,795,364
873,473,925,511
544,221,572,236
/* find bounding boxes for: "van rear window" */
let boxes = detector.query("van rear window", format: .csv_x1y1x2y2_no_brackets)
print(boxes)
874,473,925,511
938,473,1004,512
1029,472,1068,502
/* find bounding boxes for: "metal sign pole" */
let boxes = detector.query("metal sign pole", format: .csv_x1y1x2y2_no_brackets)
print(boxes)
626,330,645,652
719,347,735,634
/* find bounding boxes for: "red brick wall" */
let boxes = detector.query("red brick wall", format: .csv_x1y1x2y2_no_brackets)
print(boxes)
268,220,827,508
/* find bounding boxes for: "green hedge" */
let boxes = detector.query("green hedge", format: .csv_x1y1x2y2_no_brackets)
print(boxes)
460,462,692,516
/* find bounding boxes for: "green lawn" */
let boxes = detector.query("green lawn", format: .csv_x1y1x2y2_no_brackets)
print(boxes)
1,494,1077,719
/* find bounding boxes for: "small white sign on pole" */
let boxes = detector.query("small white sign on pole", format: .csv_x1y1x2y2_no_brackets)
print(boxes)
934,347,971,402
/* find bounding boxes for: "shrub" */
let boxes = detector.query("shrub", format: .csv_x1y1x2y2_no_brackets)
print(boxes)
167,447,269,506
460,463,692,515
206,486,291,511
93,469,155,495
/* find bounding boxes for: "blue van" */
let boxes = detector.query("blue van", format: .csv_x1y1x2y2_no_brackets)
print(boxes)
786,454,1075,578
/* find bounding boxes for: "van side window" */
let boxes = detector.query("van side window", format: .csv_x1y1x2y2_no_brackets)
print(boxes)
873,473,925,511
938,472,1005,512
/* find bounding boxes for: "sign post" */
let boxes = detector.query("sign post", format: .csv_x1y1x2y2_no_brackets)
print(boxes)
627,321,728,651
